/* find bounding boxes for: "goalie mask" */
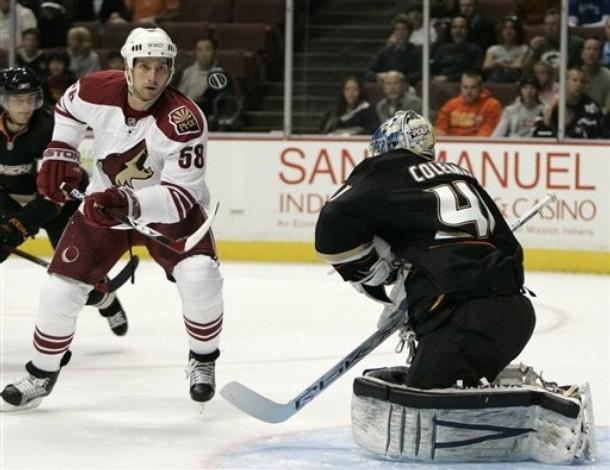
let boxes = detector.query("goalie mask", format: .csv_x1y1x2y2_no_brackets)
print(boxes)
369,110,435,159
121,27,177,90
0,67,44,110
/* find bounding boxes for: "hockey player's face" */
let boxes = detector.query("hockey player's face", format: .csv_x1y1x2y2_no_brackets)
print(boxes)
132,58,171,102
5,93,37,125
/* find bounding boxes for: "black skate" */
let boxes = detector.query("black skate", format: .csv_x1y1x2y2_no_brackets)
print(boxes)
187,350,219,403
1,351,71,411
89,291,128,336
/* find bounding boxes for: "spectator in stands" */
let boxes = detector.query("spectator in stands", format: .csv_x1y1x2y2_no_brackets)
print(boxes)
375,70,422,122
0,0,37,50
533,60,559,107
603,17,610,68
402,4,438,47
42,50,76,107
16,28,48,78
569,0,610,27
528,8,583,71
492,75,545,137
431,15,483,82
104,50,124,70
581,37,610,113
319,76,379,135
534,67,604,138
513,0,559,25
66,26,101,79
435,70,502,136
66,0,130,23
483,16,530,83
38,1,71,48
365,14,422,85
458,0,497,52
125,0,180,23
173,37,238,131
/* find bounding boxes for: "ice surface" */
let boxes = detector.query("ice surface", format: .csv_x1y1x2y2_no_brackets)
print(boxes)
1,259,608,469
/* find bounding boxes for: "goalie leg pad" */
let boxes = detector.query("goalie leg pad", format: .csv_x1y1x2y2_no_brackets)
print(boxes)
351,366,595,464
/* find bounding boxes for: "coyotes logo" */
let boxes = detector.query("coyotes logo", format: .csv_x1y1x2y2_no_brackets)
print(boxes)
99,139,153,188
169,106,200,135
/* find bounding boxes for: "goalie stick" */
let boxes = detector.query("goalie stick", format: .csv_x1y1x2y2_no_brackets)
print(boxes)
7,247,139,293
220,193,557,423
65,186,220,255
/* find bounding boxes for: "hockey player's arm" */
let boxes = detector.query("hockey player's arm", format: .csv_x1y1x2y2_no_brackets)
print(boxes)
37,82,88,202
315,185,396,289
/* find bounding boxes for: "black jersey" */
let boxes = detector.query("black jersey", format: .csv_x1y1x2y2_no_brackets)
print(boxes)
0,108,53,197
0,108,60,232
315,149,525,324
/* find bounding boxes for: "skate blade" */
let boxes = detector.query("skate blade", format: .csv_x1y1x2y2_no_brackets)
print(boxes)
0,397,42,412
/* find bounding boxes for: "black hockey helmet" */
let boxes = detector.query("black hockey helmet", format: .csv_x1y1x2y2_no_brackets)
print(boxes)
0,67,44,109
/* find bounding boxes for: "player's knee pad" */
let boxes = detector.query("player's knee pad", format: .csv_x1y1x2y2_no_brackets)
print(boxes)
39,274,92,319
173,255,223,319
351,364,595,465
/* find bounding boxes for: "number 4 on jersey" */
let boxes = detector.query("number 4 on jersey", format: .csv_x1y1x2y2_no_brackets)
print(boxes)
428,181,495,238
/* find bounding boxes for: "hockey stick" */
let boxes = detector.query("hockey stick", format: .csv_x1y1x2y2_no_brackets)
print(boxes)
65,186,219,254
7,247,139,293
220,193,557,423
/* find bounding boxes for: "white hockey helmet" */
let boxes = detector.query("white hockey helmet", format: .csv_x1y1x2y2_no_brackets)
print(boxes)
369,110,435,159
120,27,177,78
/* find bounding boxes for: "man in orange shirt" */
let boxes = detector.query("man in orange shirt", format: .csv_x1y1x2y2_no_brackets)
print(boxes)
125,0,180,23
435,71,502,136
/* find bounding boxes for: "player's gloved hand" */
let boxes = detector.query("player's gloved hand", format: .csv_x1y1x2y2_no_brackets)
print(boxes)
36,147,82,203
0,217,29,263
83,187,140,228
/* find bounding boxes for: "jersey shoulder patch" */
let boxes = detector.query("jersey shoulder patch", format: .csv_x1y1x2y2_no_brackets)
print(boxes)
155,87,205,143
77,70,126,107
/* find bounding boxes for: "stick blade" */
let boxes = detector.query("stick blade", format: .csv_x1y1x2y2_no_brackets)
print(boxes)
220,381,295,423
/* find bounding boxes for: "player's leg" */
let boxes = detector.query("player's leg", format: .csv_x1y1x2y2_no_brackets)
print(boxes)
45,199,129,336
173,255,223,402
146,208,222,403
1,213,129,410
406,295,536,389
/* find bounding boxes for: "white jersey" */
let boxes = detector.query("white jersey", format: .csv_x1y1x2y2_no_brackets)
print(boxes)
50,70,210,225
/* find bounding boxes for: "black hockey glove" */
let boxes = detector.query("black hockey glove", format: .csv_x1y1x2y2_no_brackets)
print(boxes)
0,217,29,250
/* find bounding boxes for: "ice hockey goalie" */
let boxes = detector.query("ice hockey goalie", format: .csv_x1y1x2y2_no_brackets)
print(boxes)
351,364,596,464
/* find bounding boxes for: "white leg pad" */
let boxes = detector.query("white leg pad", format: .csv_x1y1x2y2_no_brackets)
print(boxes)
32,274,92,371
173,255,223,355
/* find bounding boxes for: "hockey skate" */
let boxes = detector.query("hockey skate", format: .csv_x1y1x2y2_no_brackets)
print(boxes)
187,350,219,403
0,351,71,412
92,292,128,336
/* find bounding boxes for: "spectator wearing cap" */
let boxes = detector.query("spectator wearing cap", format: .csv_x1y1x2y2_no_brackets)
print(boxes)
38,1,71,48
482,16,530,83
432,15,483,82
492,76,545,137
435,70,502,136
581,37,610,113
375,70,422,122
365,14,422,85
0,0,37,49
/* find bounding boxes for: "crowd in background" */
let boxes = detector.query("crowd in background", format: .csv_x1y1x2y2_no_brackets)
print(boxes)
1,0,610,138
320,0,610,139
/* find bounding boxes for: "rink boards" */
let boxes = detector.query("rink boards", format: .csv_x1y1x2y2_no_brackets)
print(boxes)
23,135,610,273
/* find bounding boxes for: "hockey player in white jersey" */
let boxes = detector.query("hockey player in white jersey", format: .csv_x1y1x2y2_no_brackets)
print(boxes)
1,28,223,410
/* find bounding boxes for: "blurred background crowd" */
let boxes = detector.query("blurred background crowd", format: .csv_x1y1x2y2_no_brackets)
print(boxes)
0,0,609,137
